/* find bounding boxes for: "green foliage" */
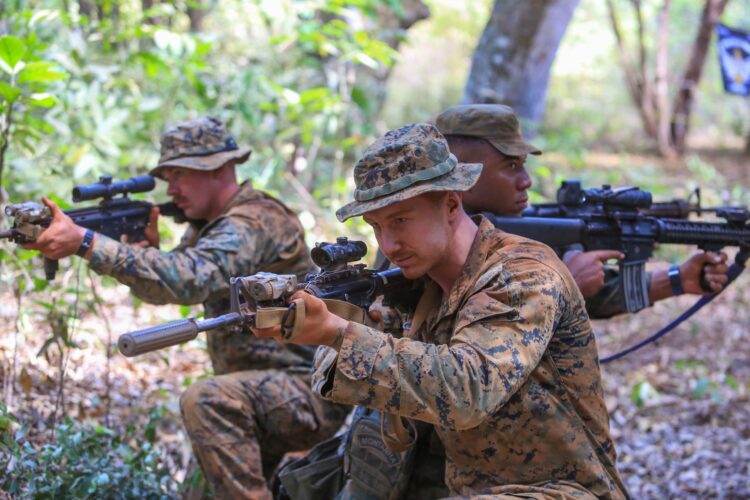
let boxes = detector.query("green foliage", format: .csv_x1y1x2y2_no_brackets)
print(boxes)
631,380,661,408
0,2,402,490
672,358,741,404
0,25,65,190
0,403,178,498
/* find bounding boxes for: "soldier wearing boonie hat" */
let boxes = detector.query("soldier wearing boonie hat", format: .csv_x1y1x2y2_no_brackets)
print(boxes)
23,115,349,498
252,122,628,498
150,116,252,177
335,122,483,221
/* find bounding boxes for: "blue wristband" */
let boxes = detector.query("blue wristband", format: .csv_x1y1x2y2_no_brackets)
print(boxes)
76,229,94,257
667,265,684,296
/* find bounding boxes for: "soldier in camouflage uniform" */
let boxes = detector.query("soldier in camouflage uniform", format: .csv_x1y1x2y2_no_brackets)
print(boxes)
255,123,629,498
436,104,729,318
23,116,349,498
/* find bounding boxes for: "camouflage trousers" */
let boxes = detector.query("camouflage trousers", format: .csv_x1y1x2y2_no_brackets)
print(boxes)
180,368,349,499
446,481,600,499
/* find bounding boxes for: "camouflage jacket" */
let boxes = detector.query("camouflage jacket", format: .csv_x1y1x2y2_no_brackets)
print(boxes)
312,218,627,498
88,181,316,374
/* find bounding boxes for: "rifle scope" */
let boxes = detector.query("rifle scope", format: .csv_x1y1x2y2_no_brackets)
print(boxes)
557,180,652,210
72,175,155,202
311,237,367,269
586,186,652,210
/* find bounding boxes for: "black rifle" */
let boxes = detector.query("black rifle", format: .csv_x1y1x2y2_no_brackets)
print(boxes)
485,180,750,313
118,237,418,357
524,180,742,220
1,175,187,279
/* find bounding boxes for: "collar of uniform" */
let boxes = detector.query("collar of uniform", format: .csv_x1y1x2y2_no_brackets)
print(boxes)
430,215,501,326
223,180,262,212
193,180,262,238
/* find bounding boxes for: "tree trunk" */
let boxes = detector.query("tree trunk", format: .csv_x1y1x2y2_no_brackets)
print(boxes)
654,0,677,159
141,0,162,25
606,0,659,139
461,0,581,125
670,0,730,153
187,1,212,32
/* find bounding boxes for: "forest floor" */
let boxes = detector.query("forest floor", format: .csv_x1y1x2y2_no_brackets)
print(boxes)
0,150,748,498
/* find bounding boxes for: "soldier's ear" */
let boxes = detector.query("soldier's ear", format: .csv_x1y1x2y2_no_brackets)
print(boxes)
445,191,462,220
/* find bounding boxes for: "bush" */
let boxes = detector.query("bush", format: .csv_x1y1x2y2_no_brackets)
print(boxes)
0,404,178,499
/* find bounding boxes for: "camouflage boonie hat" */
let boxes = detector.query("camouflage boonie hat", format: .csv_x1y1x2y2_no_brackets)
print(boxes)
150,116,252,177
336,123,482,222
436,104,541,157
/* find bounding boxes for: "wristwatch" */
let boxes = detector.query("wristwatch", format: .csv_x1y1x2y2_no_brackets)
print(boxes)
667,265,684,296
76,229,95,257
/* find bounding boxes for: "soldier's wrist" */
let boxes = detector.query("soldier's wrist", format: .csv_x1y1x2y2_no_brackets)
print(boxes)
327,325,347,351
668,265,684,296
76,228,95,259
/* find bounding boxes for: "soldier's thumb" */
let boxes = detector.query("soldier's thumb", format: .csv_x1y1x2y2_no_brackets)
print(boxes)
41,197,63,217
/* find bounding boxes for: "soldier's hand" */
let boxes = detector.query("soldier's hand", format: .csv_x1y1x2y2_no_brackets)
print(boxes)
252,291,349,347
367,296,404,332
124,206,160,248
563,249,624,298
21,197,87,260
679,251,729,294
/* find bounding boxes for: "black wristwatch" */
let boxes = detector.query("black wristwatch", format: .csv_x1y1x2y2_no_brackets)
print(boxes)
667,265,684,296
76,229,95,257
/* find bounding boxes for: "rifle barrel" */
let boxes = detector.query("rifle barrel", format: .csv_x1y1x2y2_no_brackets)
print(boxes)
118,312,245,357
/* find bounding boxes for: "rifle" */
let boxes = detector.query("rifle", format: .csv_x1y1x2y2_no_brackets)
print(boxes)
524,180,743,219
0,175,187,280
118,237,418,357
486,180,750,313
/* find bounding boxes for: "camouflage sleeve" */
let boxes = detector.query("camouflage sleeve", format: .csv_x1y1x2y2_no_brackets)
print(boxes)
87,216,277,305
312,259,566,431
585,268,653,319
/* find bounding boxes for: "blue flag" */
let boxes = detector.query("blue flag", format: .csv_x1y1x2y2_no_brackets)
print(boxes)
717,24,750,96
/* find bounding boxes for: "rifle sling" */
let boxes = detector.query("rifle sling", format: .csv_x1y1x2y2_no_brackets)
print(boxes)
254,298,365,342
603,250,749,363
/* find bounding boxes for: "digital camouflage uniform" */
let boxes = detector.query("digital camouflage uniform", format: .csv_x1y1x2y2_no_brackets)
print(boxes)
88,116,348,498
435,104,642,320
313,123,628,499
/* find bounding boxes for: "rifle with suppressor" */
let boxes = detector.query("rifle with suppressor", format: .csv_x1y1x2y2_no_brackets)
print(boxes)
0,175,187,280
118,237,418,357
486,180,750,313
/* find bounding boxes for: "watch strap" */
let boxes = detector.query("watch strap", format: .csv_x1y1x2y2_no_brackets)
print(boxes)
667,265,684,296
76,228,95,257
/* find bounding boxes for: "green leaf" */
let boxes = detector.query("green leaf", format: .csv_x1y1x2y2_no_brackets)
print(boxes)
350,86,371,113
18,62,66,84
725,374,739,391
0,36,26,75
28,93,56,108
692,377,710,398
299,87,331,105
630,380,659,407
0,81,21,103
